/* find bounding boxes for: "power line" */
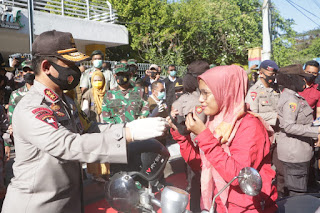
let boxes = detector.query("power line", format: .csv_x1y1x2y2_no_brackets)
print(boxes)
285,0,320,28
288,0,320,20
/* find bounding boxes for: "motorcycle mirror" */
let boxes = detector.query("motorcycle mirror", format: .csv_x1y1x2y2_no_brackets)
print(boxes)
161,186,189,213
238,167,262,196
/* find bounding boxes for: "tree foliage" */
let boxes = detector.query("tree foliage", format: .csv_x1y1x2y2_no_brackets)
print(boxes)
107,0,295,69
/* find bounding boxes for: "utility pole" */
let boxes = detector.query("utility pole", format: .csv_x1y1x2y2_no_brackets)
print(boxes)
27,0,34,53
262,0,271,60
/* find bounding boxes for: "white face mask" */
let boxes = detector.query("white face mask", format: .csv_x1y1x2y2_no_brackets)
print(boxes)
93,60,103,68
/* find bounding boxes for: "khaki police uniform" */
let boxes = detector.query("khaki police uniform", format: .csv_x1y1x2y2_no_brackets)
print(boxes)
2,80,127,213
277,88,318,163
277,88,318,194
245,78,280,126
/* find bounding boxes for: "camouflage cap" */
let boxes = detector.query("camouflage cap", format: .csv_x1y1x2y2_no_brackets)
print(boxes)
127,59,137,66
114,63,129,74
21,60,33,70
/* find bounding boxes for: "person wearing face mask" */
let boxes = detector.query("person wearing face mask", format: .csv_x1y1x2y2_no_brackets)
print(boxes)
245,60,284,197
8,60,35,124
147,81,168,147
297,60,320,193
148,81,168,118
298,60,320,119
81,71,106,123
163,64,181,112
81,71,111,181
142,64,162,97
1,30,168,213
101,63,150,124
245,60,280,127
79,50,117,94
276,72,320,196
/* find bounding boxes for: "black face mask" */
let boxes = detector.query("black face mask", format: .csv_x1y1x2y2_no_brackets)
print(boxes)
23,73,35,85
263,74,276,86
116,75,130,86
305,75,317,84
49,62,81,90
150,72,157,78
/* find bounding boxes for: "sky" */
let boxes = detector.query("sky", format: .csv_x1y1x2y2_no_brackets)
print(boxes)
272,0,320,33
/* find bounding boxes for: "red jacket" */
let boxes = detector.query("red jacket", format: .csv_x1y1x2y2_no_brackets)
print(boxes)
172,113,278,213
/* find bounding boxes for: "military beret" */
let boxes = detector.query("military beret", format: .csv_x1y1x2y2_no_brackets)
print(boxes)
21,60,33,70
127,59,137,66
259,60,279,72
114,63,129,74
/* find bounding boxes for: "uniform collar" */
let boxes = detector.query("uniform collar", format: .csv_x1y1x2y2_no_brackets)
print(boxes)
283,88,304,99
256,78,274,92
32,80,61,104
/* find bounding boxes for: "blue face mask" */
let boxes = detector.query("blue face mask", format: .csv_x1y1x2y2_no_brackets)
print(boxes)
170,70,177,77
157,91,165,100
93,60,103,68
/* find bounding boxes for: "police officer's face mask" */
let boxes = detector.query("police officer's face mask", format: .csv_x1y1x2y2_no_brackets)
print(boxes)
23,73,35,85
48,61,81,90
116,74,130,86
262,71,276,86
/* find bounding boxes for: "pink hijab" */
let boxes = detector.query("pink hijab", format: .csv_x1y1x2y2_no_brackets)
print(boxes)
198,65,248,211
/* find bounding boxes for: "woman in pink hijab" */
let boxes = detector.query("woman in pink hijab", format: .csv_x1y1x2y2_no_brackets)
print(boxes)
168,65,278,213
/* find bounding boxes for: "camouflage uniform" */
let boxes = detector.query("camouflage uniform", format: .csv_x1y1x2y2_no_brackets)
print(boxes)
8,84,29,125
101,85,149,124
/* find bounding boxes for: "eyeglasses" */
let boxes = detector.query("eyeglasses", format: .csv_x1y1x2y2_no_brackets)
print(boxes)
199,89,212,100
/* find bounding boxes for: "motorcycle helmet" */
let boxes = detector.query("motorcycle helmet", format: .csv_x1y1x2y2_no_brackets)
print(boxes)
105,139,170,212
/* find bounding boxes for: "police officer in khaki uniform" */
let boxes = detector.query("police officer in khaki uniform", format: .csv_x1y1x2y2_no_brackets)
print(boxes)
1,30,167,213
245,60,280,126
245,60,283,196
276,73,320,196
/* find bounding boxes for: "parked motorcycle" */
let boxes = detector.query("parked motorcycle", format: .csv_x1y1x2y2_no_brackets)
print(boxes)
104,139,265,213
104,139,191,213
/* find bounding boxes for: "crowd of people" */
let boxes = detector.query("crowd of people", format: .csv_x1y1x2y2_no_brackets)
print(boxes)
0,29,319,213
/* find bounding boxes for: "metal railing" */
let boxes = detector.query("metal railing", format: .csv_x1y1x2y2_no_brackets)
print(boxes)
1,0,117,23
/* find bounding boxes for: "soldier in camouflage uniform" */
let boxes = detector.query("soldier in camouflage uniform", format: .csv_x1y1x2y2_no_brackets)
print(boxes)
101,63,149,124
8,60,35,125
127,59,143,87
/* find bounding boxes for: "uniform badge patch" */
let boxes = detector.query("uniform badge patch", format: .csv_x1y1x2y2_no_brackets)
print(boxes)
44,89,58,102
289,102,297,112
250,92,257,101
32,108,58,129
50,103,61,111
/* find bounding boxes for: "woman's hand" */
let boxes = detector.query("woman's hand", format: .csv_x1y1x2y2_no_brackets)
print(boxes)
166,116,178,131
170,108,179,119
185,112,206,135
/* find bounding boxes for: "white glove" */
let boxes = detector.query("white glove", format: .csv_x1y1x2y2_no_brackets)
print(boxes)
157,103,164,113
126,117,168,141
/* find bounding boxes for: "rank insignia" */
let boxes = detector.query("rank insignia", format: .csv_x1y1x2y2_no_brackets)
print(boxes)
32,108,58,129
195,105,203,114
50,103,61,111
250,92,257,101
289,102,297,112
44,88,58,102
